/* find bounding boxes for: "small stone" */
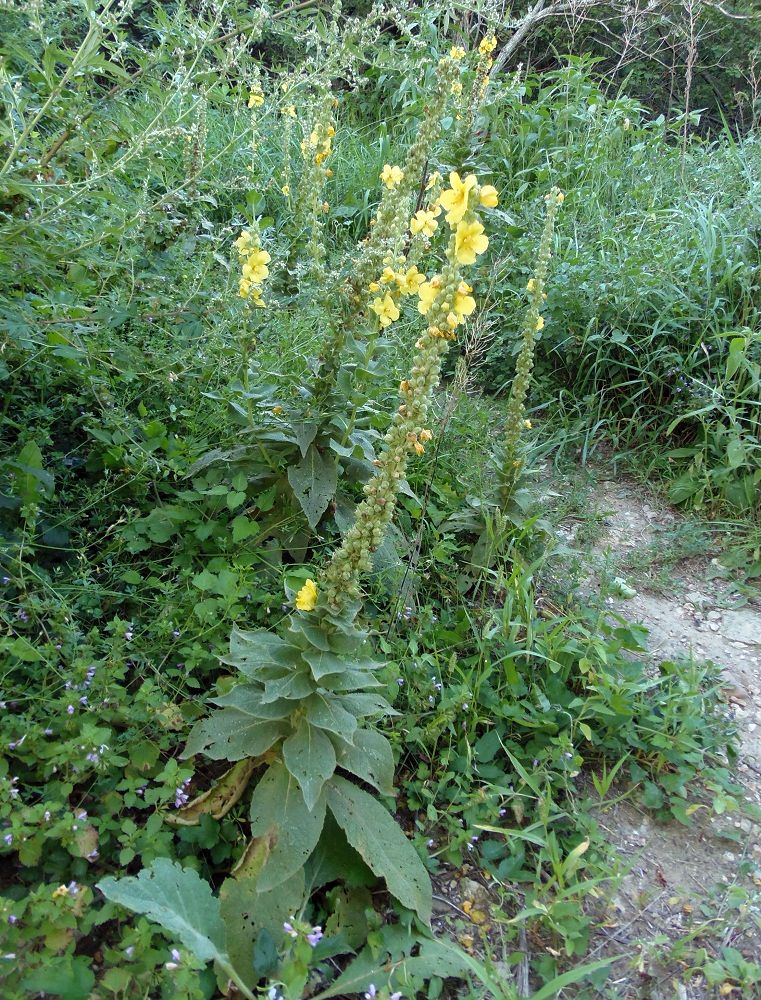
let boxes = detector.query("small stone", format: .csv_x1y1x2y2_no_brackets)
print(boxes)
722,852,736,862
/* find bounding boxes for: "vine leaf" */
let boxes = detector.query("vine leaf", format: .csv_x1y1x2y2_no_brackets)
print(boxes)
283,719,336,811
249,761,327,890
287,443,337,528
326,776,432,923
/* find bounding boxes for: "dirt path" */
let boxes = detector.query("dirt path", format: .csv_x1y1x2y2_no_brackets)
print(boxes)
561,476,761,998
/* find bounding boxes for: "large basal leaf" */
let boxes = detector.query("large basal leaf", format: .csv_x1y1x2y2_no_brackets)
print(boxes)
283,719,336,811
97,859,226,963
261,669,315,704
287,442,338,528
333,729,395,796
338,692,396,718
320,668,384,692
249,761,327,890
220,869,306,987
182,710,285,761
326,776,431,923
304,693,358,742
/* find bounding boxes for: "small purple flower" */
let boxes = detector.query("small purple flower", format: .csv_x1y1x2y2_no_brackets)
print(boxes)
43,811,51,822
16,610,28,622
306,926,323,947
1,576,10,584
124,629,134,641
391,993,403,1000
67,704,75,715
7,915,17,925
67,881,78,896
283,921,297,939
173,629,181,638
3,834,12,846
471,835,479,843
364,987,377,1000
428,695,434,704
427,838,435,848
462,703,469,710
498,808,507,817
532,758,539,767
397,678,404,686
124,946,135,958
170,948,181,963
44,728,53,736
80,696,88,706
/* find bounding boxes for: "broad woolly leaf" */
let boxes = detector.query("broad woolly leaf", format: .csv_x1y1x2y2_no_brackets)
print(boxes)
97,859,226,963
287,618,332,651
338,693,396,718
333,729,395,796
327,776,431,923
261,669,315,703
182,710,285,761
220,870,305,985
250,761,326,890
302,648,347,681
211,684,292,720
283,719,336,811
286,443,337,528
224,627,300,680
304,692,358,742
320,668,384,692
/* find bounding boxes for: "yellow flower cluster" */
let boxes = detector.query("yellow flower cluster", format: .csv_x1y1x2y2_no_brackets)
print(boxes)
295,578,318,612
248,84,265,109
302,123,335,167
320,172,498,609
380,164,404,189
234,230,270,307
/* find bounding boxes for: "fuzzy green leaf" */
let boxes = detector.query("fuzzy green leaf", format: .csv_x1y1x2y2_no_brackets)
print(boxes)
338,693,396,718
182,710,285,761
97,859,226,963
327,776,431,923
283,719,337,811
224,627,299,680
304,693,358,741
211,684,291,720
302,648,347,680
250,761,327,890
261,669,315,703
334,729,395,796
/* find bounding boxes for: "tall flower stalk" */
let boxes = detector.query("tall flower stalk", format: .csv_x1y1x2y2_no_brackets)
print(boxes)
499,188,564,504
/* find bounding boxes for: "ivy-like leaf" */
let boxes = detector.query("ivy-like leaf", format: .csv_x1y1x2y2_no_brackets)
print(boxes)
333,729,395,796
283,719,336,811
97,859,226,963
304,693,358,742
327,776,432,923
182,711,285,761
250,761,327,890
287,443,338,528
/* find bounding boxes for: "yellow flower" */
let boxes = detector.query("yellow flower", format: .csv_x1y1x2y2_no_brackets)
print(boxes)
400,379,411,393
251,289,267,309
380,164,404,189
479,185,499,208
242,248,271,283
453,281,476,321
439,172,477,225
234,231,253,252
52,885,69,899
534,315,545,331
272,405,284,415
523,419,532,429
281,184,290,195
417,277,441,315
310,129,319,145
283,104,297,117
368,281,380,292
295,579,318,612
414,441,425,456
326,125,336,138
479,35,497,55
556,190,565,203
396,266,426,296
380,266,396,284
371,293,400,328
419,429,433,443
526,278,537,293
455,220,489,264
451,81,463,95
410,209,438,238
248,87,264,108
425,171,442,191
450,45,466,60
239,278,251,298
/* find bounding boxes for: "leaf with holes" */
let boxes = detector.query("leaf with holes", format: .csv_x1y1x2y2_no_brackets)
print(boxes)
250,761,327,890
333,729,395,796
304,693,358,742
182,711,285,761
327,776,431,923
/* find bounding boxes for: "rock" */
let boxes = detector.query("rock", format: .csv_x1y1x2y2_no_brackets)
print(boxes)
686,591,710,610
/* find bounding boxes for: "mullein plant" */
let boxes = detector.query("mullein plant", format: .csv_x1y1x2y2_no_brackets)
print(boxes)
498,187,564,505
172,172,498,930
